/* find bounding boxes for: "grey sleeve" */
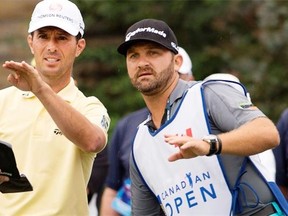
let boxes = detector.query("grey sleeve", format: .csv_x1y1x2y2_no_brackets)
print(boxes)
203,83,266,133
203,83,276,215
130,155,165,216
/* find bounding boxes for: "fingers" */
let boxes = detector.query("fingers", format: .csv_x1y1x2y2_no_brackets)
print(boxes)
168,152,184,162
164,134,191,147
0,175,9,184
7,73,20,85
3,60,39,91
165,134,202,161
3,61,30,72
3,60,20,70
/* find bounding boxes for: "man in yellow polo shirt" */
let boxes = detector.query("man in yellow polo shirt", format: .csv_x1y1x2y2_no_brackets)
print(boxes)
0,0,110,215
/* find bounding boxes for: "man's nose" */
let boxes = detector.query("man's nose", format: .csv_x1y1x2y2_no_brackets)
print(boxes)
47,40,57,53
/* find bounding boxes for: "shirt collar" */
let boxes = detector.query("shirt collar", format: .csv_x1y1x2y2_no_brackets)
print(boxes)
145,79,197,130
169,79,193,105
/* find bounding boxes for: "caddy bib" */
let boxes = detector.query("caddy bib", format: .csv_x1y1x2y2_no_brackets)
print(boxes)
132,82,232,215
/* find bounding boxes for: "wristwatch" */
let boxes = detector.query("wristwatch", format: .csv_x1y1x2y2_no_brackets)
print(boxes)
202,134,221,156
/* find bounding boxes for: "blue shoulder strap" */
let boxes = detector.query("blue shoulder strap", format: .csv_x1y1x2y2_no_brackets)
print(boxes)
201,80,288,215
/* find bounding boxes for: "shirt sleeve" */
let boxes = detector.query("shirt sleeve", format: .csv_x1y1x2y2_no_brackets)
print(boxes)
203,82,266,133
130,155,165,216
79,96,110,144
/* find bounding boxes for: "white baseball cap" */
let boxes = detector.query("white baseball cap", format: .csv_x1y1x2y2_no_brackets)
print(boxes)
204,73,244,94
204,73,251,102
28,0,85,37
204,73,240,82
178,46,193,75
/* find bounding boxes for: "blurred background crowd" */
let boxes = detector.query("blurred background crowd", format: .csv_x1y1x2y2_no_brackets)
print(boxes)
1,0,288,129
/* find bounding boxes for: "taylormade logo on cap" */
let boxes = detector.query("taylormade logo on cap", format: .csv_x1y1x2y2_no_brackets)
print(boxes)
117,19,178,55
125,27,167,41
28,0,84,37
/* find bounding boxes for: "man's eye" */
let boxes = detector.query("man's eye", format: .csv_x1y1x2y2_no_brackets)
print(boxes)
38,34,47,39
58,36,67,40
148,51,158,56
128,53,138,59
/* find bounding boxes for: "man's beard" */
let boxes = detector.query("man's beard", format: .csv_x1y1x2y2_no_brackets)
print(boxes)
132,60,174,96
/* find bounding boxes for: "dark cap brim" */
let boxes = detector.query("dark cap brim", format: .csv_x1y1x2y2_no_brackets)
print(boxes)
117,39,178,55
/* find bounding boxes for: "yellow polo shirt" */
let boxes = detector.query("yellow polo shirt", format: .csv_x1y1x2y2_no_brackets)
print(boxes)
0,80,110,215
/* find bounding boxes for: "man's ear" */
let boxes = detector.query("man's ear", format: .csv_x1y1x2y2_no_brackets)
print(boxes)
75,38,86,57
27,34,34,55
174,54,183,72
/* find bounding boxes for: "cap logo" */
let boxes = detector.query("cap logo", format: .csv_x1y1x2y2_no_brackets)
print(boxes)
49,3,62,11
125,27,167,42
37,13,74,24
37,3,75,26
171,42,178,51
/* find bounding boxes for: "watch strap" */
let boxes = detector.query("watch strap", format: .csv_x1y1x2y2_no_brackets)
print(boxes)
206,138,218,156
203,135,222,156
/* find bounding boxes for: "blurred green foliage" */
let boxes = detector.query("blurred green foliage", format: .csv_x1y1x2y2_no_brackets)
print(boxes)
71,0,288,134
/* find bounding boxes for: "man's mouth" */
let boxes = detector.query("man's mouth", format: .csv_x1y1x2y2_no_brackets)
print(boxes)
45,58,59,63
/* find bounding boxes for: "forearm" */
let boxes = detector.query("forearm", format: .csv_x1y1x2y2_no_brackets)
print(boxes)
2,61,107,152
166,117,280,161
35,85,106,152
100,187,119,216
219,117,280,156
